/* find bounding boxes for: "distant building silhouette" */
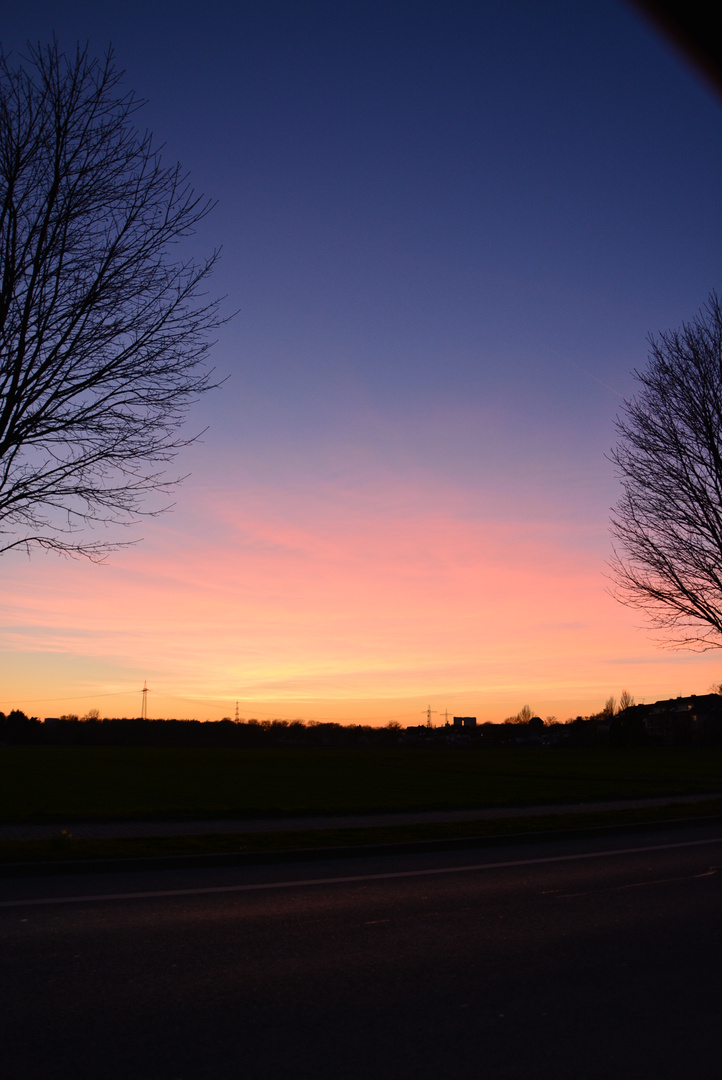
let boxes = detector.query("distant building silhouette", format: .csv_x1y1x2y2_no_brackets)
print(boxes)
613,693,722,746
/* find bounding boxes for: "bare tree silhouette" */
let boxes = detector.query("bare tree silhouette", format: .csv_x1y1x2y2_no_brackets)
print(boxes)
610,293,722,647
504,704,534,724
618,689,635,712
0,41,225,558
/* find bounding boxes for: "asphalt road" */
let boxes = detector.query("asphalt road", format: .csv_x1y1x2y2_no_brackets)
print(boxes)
3,823,722,1080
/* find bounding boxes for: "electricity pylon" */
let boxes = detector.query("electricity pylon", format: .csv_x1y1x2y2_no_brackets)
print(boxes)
141,680,149,720
422,704,437,728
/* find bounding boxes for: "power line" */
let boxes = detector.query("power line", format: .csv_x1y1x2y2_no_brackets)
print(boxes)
4,688,447,725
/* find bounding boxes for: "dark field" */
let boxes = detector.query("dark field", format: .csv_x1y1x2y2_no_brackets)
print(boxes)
3,745,722,823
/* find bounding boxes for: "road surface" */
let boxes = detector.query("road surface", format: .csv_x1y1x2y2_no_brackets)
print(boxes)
3,822,722,1079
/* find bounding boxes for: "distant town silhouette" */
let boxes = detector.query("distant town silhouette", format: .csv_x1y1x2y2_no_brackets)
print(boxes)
4,693,722,748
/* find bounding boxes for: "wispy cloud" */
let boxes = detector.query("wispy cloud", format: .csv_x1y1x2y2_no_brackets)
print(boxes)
2,469,719,719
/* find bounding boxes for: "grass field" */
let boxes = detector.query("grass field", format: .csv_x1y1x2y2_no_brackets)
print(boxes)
4,745,722,823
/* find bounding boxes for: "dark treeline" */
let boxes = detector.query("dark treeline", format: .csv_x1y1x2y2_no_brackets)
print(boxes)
0,712,587,748
4,693,722,748
0,714,406,748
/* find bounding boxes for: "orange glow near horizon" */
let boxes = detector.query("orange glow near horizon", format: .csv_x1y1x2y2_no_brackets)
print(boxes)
2,474,721,725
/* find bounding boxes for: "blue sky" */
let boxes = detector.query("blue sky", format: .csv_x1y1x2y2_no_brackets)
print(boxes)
1,1,721,721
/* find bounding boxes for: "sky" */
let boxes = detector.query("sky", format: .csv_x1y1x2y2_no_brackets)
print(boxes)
1,0,721,724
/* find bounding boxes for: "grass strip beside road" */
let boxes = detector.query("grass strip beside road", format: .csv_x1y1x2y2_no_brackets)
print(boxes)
4,797,722,868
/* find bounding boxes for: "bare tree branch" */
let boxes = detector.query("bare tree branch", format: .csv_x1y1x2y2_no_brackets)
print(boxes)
0,40,227,556
609,291,722,648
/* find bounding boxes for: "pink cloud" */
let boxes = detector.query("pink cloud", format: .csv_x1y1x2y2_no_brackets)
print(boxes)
1,472,720,721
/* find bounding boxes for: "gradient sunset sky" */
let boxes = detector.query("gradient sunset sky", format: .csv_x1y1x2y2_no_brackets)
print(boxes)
1,0,721,724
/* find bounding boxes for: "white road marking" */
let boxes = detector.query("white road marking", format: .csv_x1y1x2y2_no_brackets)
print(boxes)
557,868,717,898
2,834,722,908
